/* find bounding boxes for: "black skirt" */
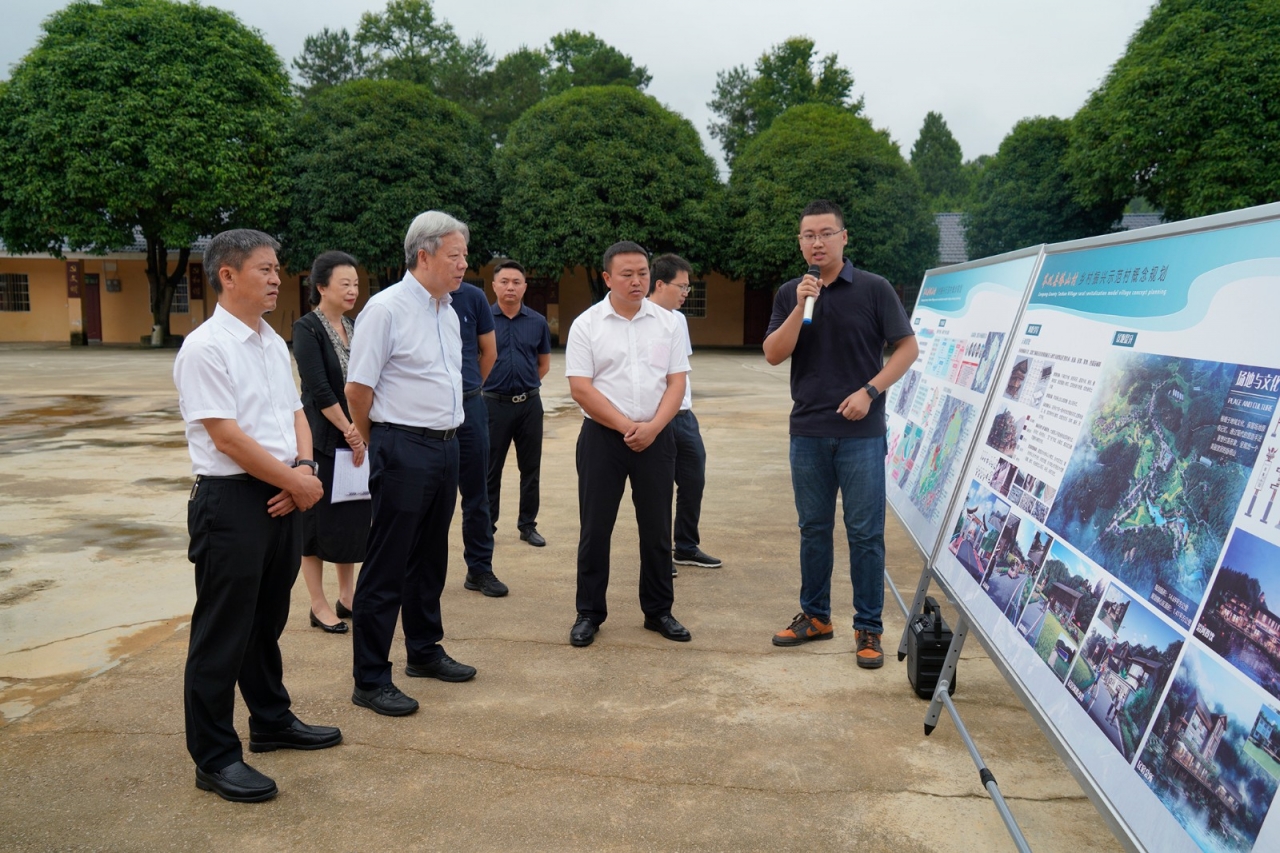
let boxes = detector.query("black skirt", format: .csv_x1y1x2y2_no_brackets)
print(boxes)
302,448,371,563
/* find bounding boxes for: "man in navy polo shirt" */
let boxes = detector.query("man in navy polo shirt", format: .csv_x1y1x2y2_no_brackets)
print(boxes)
483,260,552,547
763,200,918,669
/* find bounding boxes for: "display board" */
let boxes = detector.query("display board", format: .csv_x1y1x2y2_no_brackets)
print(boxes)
932,205,1280,853
886,248,1042,558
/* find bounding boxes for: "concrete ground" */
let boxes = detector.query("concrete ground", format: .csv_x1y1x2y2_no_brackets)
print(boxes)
0,342,1124,852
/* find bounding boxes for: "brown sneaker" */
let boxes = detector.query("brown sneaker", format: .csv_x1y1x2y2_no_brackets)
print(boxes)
772,613,834,646
855,630,884,669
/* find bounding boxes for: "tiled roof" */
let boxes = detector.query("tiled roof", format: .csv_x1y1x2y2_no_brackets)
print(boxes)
0,230,210,256
1119,212,1163,232
932,211,1165,267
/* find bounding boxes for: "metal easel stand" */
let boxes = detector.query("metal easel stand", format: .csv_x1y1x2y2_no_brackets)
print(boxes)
923,614,1033,853
895,556,934,661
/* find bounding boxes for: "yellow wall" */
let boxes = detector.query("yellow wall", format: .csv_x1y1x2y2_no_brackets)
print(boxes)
0,258,69,342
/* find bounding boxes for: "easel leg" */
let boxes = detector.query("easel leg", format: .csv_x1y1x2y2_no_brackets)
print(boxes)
924,614,968,735
897,556,933,661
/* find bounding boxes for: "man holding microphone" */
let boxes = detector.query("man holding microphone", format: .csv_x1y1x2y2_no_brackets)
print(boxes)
763,200,918,669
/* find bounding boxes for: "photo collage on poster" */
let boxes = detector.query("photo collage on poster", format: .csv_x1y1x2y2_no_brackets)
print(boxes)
922,216,1280,853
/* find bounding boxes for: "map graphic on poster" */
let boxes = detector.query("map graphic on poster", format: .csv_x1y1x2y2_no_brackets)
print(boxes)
885,250,1039,556
930,208,1280,853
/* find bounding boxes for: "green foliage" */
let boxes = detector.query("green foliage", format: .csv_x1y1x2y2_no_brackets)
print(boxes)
0,0,292,337
354,0,482,87
293,27,365,96
279,79,496,285
495,86,720,300
723,103,936,291
1069,0,1280,221
475,47,549,142
545,30,651,94
910,111,968,211
709,37,863,166
964,117,1124,259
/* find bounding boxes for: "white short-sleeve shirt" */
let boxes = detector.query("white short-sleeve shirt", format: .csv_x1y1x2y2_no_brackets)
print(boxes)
672,308,694,412
173,304,301,476
346,272,463,430
564,294,690,422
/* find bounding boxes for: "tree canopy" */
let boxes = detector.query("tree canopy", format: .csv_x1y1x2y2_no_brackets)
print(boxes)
0,0,292,343
544,30,651,94
723,103,936,294
708,37,863,166
495,86,720,300
1069,0,1280,221
964,117,1124,259
911,111,968,211
279,79,496,287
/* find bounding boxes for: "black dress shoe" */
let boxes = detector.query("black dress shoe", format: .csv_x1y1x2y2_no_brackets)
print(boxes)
520,527,546,547
309,610,348,634
335,600,353,619
464,571,509,597
644,613,692,642
195,760,277,803
570,614,597,647
405,654,477,682
249,719,343,753
352,683,419,716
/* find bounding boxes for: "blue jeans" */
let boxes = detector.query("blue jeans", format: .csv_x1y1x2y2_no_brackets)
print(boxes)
789,434,887,633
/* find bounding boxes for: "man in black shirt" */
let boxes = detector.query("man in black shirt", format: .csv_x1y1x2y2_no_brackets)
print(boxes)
762,200,918,669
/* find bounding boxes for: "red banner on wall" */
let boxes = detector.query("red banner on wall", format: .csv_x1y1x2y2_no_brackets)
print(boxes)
188,263,204,301
65,261,82,298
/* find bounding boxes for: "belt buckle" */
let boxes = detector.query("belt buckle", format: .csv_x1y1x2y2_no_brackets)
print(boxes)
512,393,527,403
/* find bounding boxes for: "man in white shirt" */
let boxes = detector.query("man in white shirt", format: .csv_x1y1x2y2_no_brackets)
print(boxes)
345,211,477,717
564,241,692,647
174,229,339,804
647,254,722,574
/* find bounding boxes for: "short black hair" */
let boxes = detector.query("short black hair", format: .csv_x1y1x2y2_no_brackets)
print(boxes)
602,240,649,274
650,253,692,293
799,199,845,229
204,229,280,295
493,259,526,276
309,250,359,307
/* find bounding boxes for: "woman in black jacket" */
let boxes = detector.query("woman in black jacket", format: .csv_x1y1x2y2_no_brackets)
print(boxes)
292,251,370,633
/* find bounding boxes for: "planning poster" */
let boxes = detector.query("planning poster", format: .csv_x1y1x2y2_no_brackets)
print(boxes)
886,249,1041,557
933,207,1280,853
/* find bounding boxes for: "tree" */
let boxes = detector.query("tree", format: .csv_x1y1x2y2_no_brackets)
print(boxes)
964,117,1124,259
723,103,936,298
354,0,468,86
477,47,550,142
709,37,863,166
1069,0,1280,221
911,111,968,211
544,30,651,94
279,79,497,289
495,86,720,301
0,0,292,345
293,27,366,96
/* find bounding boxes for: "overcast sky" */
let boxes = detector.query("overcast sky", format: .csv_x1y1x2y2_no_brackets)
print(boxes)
2,0,1155,169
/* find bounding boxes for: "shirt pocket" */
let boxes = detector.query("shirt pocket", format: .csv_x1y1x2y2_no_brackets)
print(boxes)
648,341,670,370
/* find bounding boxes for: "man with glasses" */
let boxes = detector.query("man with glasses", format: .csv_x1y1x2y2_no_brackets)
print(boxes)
763,200,918,669
647,254,721,575
564,241,692,648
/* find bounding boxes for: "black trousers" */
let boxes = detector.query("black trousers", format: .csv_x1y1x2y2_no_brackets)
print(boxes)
670,409,707,554
352,425,458,690
486,393,544,532
458,393,494,575
575,418,676,624
184,477,301,772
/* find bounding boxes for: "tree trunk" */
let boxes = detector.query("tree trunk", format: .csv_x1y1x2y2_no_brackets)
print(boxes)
144,236,191,347
586,265,607,303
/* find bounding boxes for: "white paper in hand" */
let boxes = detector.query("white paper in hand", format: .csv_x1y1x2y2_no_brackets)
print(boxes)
331,448,371,503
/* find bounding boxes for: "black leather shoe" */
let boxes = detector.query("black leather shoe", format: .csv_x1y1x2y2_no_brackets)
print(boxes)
335,600,353,619
195,760,277,803
310,610,348,634
352,683,419,716
570,614,597,647
405,654,477,682
673,548,722,568
520,527,546,547
249,719,343,752
644,613,692,642
464,571,509,597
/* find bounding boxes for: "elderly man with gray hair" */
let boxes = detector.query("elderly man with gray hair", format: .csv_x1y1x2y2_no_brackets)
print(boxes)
345,211,477,717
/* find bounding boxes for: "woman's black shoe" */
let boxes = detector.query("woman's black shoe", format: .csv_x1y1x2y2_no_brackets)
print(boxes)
335,600,353,619
310,609,348,634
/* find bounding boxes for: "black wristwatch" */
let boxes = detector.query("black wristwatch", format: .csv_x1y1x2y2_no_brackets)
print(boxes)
293,459,319,473
863,383,880,401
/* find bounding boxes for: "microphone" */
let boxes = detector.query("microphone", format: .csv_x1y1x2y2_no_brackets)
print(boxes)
802,264,820,325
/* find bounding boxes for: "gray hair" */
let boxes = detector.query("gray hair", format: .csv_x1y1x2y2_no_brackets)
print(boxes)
404,211,470,268
205,229,281,295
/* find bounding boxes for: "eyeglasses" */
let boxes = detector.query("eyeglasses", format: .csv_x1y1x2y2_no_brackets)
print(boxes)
798,229,846,245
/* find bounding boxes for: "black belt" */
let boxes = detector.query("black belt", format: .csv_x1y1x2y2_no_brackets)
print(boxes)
482,388,540,404
195,473,253,482
463,388,483,400
375,422,458,440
